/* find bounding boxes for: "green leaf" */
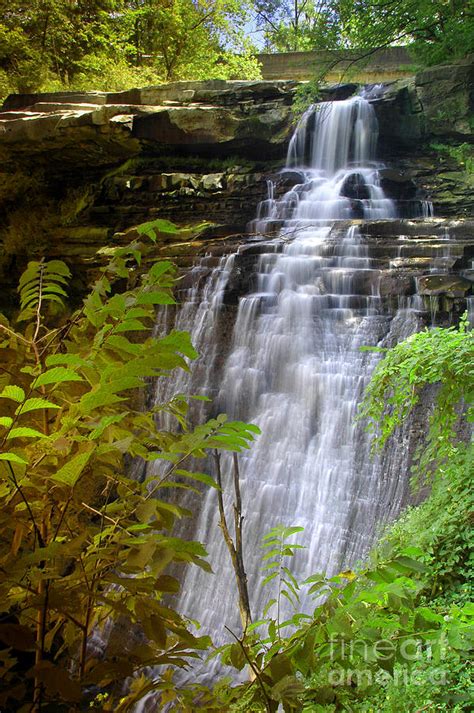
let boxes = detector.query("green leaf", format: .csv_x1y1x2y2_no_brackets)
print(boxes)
228,643,246,671
79,389,126,412
44,260,71,277
137,220,178,239
45,354,87,368
105,335,142,355
16,398,60,415
51,445,95,486
137,291,175,306
174,470,217,489
0,385,25,402
262,572,278,586
149,260,176,278
115,319,149,332
0,417,13,428
32,367,83,389
0,452,28,465
7,427,46,440
271,674,305,703
392,556,427,574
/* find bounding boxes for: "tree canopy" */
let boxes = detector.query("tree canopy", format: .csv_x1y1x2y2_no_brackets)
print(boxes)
338,0,474,66
255,0,343,52
0,0,473,100
255,0,474,64
0,0,260,99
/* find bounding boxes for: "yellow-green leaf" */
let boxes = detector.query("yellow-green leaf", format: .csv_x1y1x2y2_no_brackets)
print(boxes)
32,367,83,389
7,427,46,440
137,291,175,306
16,398,60,415
0,385,25,402
0,452,28,465
51,445,95,486
0,417,13,428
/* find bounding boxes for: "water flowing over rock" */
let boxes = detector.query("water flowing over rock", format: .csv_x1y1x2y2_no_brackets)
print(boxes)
0,62,472,707
140,95,472,697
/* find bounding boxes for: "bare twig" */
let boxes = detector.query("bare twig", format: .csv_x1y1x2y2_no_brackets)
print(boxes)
214,451,252,631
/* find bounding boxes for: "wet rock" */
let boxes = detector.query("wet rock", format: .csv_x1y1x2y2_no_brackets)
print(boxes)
276,168,306,187
372,56,474,151
371,79,425,149
0,69,473,312
340,173,371,200
417,274,472,297
0,80,296,168
378,271,416,296
201,173,225,191
379,169,417,199
2,90,109,110
320,83,358,101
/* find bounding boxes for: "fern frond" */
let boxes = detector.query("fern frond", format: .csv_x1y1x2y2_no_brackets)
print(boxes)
17,259,71,322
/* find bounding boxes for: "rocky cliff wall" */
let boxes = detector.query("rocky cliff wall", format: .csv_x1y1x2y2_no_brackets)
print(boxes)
0,59,472,313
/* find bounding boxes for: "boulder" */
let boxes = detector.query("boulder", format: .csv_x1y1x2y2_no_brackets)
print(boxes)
379,168,417,199
371,56,474,150
132,102,292,156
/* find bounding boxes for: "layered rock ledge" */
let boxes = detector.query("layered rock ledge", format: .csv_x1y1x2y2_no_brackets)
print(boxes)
0,80,299,165
0,61,472,312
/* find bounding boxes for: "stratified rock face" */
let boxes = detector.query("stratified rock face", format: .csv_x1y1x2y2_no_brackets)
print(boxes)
0,80,297,165
0,80,297,308
0,62,472,311
200,218,473,324
370,56,474,219
415,56,474,138
369,55,473,147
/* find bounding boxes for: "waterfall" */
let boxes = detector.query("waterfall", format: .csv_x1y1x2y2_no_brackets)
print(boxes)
147,96,435,686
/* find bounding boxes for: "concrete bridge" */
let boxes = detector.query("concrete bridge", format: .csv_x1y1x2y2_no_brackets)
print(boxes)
256,47,415,83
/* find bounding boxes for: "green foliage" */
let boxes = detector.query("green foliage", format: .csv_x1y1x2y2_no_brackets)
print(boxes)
379,445,473,604
255,1,343,52
358,315,473,481
209,319,474,713
0,239,259,710
292,80,321,121
0,0,261,101
431,142,474,177
131,0,260,81
214,543,473,713
256,0,473,65
338,0,474,67
260,525,305,629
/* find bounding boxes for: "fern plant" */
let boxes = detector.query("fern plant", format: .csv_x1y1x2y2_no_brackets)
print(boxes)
0,238,259,712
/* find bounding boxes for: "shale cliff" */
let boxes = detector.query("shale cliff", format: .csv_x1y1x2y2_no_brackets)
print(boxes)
0,57,472,315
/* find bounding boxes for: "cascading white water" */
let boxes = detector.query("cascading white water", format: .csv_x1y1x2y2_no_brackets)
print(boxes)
145,97,434,691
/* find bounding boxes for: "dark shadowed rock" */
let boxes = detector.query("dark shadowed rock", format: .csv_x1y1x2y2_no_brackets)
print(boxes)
340,173,371,200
